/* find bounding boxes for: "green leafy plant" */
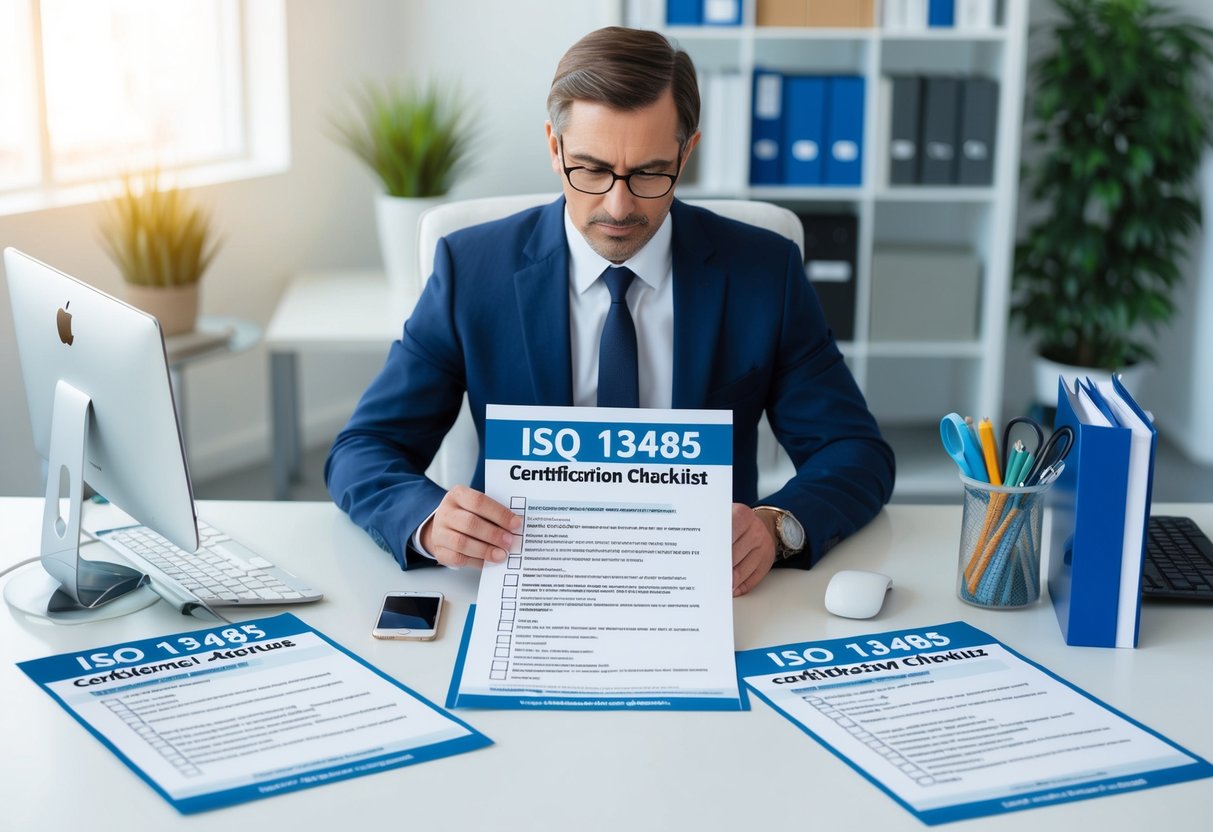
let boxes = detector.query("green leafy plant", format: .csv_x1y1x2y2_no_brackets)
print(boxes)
98,170,221,287
332,80,473,198
1012,0,1213,369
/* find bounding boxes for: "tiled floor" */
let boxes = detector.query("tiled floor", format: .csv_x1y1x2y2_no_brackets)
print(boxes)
193,432,1213,506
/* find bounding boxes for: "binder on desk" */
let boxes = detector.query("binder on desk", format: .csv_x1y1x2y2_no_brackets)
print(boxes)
1049,376,1156,648
782,75,826,185
824,76,864,186
751,69,784,185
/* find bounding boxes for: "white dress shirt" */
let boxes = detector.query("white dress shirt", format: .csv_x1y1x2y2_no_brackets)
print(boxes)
564,207,675,409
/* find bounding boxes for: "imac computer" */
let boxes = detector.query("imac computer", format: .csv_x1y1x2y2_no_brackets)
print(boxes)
4,246,199,620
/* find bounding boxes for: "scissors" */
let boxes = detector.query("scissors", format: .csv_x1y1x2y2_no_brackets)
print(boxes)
940,412,988,481
1000,416,1044,474
1024,424,1075,486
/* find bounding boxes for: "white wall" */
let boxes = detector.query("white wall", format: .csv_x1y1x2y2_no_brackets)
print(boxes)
0,0,617,497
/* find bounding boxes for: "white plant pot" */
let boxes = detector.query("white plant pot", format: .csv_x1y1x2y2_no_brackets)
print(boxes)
374,193,444,302
1032,354,1149,408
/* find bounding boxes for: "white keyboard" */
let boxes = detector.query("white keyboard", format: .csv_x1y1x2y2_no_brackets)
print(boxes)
97,520,323,610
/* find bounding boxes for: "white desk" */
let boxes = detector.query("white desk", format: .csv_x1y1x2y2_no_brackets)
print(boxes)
264,271,412,498
2,500,1211,830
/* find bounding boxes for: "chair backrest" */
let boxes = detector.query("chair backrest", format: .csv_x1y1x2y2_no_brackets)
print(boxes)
417,193,804,281
416,193,802,491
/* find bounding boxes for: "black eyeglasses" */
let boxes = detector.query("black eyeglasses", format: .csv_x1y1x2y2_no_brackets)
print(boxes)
558,137,683,199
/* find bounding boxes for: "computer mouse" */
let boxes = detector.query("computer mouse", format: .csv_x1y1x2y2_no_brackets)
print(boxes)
824,569,893,619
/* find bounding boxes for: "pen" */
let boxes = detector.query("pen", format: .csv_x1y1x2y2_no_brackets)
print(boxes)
977,418,1002,485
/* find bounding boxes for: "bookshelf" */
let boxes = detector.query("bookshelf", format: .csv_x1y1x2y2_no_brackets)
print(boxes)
632,1,1029,497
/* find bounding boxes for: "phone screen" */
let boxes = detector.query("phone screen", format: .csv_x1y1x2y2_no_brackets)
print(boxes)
376,594,441,631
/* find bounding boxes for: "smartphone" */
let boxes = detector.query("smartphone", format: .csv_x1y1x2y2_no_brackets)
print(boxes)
371,591,444,640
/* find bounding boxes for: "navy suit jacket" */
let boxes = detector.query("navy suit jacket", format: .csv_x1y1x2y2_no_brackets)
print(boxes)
326,197,894,570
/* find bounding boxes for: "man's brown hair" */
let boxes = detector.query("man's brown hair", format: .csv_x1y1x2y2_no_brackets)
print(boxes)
547,26,700,146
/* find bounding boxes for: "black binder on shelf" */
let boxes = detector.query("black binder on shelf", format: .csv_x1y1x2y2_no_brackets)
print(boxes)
798,213,858,342
888,75,922,185
957,77,999,185
920,76,960,185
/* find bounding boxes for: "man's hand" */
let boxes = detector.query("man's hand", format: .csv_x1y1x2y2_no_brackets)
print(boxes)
732,503,778,597
419,486,522,569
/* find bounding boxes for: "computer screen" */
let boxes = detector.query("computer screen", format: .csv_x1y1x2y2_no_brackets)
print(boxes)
3,247,198,617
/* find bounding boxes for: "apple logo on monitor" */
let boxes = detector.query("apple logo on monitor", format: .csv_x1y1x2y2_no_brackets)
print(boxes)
57,301,73,345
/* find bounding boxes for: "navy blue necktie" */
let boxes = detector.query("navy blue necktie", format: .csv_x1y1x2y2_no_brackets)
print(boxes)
597,266,639,408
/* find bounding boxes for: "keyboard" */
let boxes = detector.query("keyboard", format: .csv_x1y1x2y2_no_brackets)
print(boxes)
97,520,323,610
1142,515,1213,601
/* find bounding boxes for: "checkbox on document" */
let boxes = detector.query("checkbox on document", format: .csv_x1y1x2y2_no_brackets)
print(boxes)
504,574,519,586
498,620,514,631
497,634,511,644
490,669,507,680
508,556,522,569
500,607,515,621
501,600,516,610
502,586,517,598
494,647,510,658
511,497,526,509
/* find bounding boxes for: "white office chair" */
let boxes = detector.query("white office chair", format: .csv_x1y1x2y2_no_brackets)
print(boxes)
418,193,801,495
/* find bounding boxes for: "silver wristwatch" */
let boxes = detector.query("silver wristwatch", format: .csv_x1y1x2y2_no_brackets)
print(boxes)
754,506,805,561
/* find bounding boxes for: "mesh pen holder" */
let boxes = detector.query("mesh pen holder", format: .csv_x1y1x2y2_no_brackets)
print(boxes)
957,474,1051,609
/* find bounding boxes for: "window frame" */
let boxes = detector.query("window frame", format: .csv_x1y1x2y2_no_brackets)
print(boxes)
0,0,289,217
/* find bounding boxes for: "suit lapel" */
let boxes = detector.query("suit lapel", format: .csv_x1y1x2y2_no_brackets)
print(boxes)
515,198,573,405
670,201,726,408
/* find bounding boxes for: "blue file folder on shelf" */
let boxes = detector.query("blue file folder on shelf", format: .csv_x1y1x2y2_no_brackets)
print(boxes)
1049,376,1156,648
825,76,864,186
782,76,826,185
751,69,784,185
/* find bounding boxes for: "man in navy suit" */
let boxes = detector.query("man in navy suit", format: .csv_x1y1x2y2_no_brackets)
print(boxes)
326,27,894,596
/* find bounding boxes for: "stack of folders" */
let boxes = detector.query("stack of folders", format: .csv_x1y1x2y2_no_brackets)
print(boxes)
1049,376,1157,648
751,70,864,187
882,74,999,186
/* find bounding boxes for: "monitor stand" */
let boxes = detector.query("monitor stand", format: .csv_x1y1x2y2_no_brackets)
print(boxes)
3,381,156,623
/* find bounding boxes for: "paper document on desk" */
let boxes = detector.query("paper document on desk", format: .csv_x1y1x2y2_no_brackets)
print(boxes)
737,621,1213,825
447,404,744,710
18,613,491,814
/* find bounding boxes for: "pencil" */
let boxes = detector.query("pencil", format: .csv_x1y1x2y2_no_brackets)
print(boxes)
978,418,1001,485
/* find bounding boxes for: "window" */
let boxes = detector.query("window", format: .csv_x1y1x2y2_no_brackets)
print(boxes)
1,0,288,215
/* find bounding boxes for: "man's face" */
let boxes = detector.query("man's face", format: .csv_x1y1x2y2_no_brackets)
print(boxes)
547,88,699,264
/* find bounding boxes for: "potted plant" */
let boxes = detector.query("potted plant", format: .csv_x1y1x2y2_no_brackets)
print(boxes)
332,80,473,299
98,169,221,336
1011,0,1213,405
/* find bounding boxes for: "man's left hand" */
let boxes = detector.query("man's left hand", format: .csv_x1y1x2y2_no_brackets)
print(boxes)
731,503,777,597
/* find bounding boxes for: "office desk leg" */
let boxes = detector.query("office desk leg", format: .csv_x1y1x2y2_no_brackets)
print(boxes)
270,351,301,500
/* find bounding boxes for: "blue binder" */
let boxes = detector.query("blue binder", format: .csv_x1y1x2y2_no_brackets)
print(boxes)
1049,377,1130,648
782,76,826,185
666,0,702,25
928,0,956,27
750,69,784,185
824,76,864,186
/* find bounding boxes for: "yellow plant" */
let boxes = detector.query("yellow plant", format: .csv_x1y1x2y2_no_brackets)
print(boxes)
98,171,221,287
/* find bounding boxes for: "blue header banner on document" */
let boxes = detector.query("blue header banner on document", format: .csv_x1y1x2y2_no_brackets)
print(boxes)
449,404,744,711
485,416,731,466
737,621,1213,825
20,614,491,814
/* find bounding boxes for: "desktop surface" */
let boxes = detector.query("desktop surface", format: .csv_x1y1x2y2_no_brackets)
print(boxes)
2,498,1211,830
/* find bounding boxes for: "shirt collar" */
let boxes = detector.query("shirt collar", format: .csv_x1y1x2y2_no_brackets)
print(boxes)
565,207,673,295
